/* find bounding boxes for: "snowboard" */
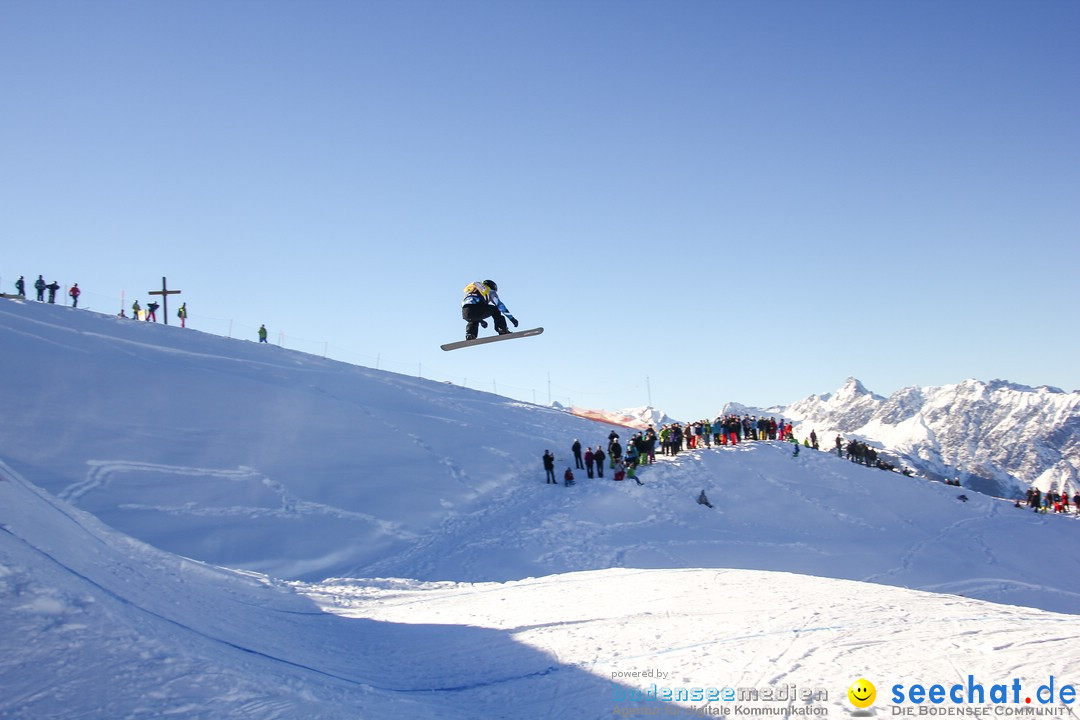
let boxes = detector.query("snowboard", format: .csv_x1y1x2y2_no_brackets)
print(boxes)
441,327,543,351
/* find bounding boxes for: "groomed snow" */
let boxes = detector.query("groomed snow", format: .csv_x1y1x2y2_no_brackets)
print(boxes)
2,299,1078,718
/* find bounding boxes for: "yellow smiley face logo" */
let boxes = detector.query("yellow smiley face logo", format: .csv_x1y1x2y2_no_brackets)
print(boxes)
848,678,876,708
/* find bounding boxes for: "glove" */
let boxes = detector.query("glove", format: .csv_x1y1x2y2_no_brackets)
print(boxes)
480,320,488,328
508,315,519,327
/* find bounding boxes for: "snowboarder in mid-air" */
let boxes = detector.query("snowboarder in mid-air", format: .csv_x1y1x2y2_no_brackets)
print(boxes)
441,280,542,351
461,279,518,341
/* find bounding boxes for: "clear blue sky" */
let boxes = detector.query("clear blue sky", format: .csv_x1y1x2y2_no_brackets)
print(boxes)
3,0,1077,419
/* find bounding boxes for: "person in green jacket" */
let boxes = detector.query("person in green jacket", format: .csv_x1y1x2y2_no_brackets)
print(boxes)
258,324,268,343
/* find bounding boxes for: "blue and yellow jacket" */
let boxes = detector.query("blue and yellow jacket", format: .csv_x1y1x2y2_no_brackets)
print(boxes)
462,281,509,314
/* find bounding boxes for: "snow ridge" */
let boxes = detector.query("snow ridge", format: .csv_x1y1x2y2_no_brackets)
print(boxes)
780,377,1080,498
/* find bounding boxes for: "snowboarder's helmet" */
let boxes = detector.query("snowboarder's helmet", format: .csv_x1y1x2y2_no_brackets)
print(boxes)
483,279,497,292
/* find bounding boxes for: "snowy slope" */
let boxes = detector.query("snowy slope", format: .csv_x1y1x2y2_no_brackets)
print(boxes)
0,300,629,581
0,458,403,719
3,300,1078,612
4,458,1080,720
3,298,1080,717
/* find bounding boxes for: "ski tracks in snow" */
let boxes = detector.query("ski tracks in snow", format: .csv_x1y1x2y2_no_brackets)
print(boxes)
61,460,414,537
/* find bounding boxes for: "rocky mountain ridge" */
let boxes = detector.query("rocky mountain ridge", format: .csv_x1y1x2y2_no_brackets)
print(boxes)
775,377,1080,498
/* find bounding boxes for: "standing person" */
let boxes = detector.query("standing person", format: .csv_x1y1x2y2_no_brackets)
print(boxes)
15,276,25,298
132,300,141,320
593,447,605,478
835,435,843,457
460,279,518,341
258,324,268,343
69,283,81,307
584,447,595,478
34,275,46,301
608,437,622,469
810,429,819,450
543,450,556,484
146,301,159,322
46,280,60,304
177,302,187,328
571,439,584,469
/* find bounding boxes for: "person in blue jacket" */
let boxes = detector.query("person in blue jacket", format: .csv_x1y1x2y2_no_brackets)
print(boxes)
461,279,518,341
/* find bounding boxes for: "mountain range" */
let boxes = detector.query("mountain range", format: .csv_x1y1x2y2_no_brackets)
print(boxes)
755,377,1080,499
592,377,1079,502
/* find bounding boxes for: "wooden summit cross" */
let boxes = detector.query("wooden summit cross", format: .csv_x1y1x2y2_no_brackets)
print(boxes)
148,276,182,325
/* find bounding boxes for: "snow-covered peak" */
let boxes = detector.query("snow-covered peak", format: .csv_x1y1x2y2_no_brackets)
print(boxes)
782,376,1080,498
838,375,872,398
564,404,678,429
613,405,679,427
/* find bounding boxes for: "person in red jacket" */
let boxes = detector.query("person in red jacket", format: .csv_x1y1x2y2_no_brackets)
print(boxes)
69,283,81,308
